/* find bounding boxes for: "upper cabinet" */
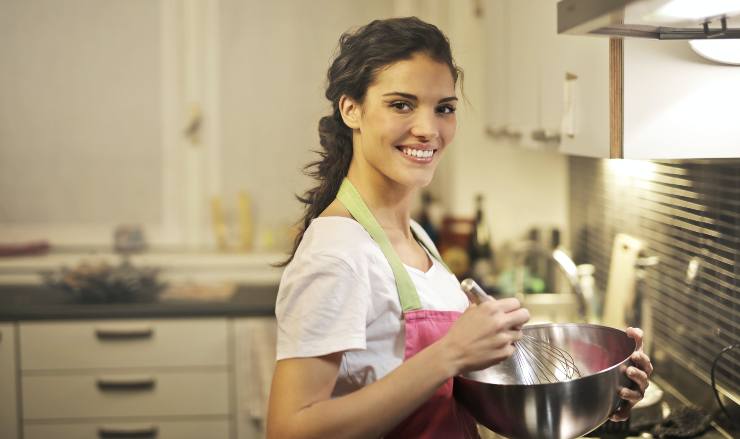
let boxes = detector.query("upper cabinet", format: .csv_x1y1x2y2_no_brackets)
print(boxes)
484,0,740,159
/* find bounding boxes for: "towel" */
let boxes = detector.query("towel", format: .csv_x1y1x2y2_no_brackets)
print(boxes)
234,317,277,436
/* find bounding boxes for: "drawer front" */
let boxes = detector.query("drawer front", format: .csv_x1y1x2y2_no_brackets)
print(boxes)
20,319,228,370
22,370,229,420
24,419,230,439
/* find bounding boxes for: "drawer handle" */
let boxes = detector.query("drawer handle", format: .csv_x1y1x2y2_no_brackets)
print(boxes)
96,376,156,391
95,326,154,340
98,424,158,438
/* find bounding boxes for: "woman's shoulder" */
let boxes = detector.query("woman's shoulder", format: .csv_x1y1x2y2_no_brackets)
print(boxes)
291,214,381,272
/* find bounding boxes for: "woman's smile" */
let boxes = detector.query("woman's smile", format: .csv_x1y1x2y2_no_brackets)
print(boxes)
395,144,440,164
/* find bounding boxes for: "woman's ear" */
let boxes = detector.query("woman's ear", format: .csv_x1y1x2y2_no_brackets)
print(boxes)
339,95,361,129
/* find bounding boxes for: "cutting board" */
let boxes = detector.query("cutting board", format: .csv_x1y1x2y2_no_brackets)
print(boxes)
603,233,644,330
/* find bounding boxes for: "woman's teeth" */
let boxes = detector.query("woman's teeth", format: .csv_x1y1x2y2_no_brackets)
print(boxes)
401,147,434,159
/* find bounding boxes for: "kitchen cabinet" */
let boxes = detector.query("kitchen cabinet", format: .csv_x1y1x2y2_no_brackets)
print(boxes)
484,0,740,159
0,316,277,439
0,324,20,439
485,0,553,149
18,319,231,435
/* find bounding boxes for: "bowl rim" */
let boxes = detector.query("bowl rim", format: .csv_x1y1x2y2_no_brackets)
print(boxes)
455,322,636,387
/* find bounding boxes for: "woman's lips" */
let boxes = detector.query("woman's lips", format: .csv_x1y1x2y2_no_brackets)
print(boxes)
396,145,438,163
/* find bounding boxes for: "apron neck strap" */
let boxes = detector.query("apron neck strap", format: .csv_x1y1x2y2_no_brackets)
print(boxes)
336,178,422,312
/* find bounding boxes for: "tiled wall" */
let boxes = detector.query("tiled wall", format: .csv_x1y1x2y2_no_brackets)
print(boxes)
569,157,739,400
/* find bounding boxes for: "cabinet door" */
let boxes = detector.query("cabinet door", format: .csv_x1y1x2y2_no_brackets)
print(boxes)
19,319,228,370
24,419,230,439
0,0,183,245
0,324,19,439
553,34,611,158
622,39,740,159
484,0,509,137
504,0,542,148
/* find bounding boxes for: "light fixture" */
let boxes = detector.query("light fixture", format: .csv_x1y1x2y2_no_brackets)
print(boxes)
689,39,740,65
649,0,740,24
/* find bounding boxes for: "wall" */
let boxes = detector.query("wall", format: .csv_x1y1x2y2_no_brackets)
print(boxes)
569,157,740,404
421,0,570,250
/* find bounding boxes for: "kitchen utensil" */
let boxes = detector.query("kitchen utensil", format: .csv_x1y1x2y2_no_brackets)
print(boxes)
454,322,635,439
602,233,643,329
461,279,583,385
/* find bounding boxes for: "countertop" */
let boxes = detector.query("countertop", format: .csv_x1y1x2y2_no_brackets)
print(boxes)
0,284,278,321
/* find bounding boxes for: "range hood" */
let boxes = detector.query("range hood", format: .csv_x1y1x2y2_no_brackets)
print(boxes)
558,0,740,39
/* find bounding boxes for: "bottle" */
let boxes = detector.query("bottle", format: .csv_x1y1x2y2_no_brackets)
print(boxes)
523,228,548,293
418,191,439,246
468,194,497,293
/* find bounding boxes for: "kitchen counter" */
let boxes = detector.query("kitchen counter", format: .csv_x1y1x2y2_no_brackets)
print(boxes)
0,284,278,321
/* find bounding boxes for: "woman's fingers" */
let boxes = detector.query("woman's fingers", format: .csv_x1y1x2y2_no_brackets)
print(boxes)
626,327,644,351
620,386,644,402
496,297,523,313
631,351,654,378
506,307,531,328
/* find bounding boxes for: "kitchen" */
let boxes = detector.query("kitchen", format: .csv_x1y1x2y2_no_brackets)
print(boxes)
1,0,738,438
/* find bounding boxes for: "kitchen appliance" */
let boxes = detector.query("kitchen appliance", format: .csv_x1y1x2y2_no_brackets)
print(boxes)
558,0,740,39
455,323,635,439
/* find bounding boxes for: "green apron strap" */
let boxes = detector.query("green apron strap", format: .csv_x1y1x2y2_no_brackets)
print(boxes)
409,224,453,274
337,179,422,312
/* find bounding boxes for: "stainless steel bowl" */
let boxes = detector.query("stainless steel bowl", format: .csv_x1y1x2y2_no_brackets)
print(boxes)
454,323,635,439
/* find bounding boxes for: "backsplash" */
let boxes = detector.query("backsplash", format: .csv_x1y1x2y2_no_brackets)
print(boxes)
568,157,739,402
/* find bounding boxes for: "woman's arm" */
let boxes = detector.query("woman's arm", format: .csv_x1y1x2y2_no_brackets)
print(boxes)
267,298,530,439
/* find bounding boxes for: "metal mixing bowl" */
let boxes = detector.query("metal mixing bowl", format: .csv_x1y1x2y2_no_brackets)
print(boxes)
454,323,635,439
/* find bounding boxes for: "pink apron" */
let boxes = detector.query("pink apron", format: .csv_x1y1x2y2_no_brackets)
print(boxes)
338,178,480,439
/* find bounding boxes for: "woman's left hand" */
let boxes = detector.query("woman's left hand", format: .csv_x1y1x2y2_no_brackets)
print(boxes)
610,327,654,422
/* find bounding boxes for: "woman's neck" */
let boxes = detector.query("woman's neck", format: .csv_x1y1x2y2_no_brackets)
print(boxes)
345,167,416,240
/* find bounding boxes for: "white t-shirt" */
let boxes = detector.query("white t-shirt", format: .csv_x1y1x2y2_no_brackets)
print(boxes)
275,216,469,397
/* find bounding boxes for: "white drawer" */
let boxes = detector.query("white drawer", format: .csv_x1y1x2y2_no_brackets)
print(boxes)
20,319,228,370
24,419,230,439
22,370,229,420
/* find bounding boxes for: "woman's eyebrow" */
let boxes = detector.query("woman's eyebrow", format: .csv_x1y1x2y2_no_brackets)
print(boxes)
382,92,458,103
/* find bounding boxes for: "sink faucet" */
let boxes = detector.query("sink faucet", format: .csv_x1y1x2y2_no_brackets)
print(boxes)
552,248,588,321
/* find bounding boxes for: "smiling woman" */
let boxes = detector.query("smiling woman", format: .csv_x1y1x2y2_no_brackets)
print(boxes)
265,16,648,439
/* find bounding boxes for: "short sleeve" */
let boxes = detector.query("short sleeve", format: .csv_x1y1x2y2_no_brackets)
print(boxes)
275,252,370,360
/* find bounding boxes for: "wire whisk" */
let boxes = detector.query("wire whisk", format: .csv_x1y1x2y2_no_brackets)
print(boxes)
460,278,582,385
511,334,582,384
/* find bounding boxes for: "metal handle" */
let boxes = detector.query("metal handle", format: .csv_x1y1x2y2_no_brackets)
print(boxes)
98,424,158,438
461,278,493,304
96,376,156,391
95,326,153,340
531,128,562,143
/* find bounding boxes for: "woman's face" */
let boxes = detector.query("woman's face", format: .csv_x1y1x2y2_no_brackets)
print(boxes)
346,53,457,190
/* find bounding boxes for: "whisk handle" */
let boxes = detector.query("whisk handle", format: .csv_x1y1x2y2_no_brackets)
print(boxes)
461,278,493,304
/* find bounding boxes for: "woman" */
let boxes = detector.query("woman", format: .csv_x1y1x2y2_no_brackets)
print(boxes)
267,17,652,439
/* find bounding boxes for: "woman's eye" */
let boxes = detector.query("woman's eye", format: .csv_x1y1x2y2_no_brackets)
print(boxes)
437,104,456,114
390,101,412,111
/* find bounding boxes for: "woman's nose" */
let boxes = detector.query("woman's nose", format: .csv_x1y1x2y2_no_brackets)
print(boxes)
410,110,440,140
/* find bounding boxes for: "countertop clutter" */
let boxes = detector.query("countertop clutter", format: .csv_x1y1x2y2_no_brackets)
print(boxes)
0,283,278,321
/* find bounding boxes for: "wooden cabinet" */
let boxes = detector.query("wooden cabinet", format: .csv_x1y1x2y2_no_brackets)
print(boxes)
18,318,234,437
485,0,740,159
1,316,276,439
23,420,229,439
0,323,20,439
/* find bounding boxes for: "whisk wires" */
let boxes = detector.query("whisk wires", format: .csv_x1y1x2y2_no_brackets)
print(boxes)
512,334,582,385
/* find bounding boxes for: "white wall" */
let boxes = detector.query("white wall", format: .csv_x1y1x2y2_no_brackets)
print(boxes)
416,0,569,249
0,0,567,251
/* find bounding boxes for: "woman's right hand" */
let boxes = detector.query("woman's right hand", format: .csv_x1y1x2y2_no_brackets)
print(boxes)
441,298,530,374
